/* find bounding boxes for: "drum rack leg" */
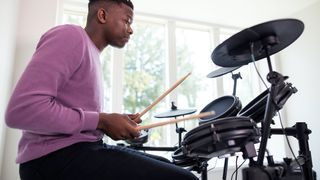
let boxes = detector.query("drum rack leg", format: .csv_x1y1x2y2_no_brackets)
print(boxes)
200,161,208,180
243,122,316,180
256,45,281,166
188,160,208,180
176,123,186,147
222,158,229,180
270,122,315,180
257,37,297,166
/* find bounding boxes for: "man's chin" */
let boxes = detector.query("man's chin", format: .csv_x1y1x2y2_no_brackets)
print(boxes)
110,42,126,48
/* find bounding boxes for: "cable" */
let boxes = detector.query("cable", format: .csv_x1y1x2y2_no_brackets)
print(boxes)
250,42,269,89
231,156,238,180
231,158,246,180
277,111,304,173
231,157,246,180
207,158,218,171
195,158,218,179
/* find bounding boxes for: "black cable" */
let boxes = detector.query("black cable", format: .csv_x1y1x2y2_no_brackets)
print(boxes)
195,158,219,179
277,111,304,174
231,158,246,180
231,156,238,180
250,42,268,89
193,159,216,179
200,158,218,177
208,158,218,171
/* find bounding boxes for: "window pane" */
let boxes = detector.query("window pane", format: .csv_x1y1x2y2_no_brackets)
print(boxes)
123,21,167,146
176,27,215,131
101,51,112,112
62,11,86,27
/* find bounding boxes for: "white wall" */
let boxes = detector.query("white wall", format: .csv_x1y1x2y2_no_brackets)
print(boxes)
0,0,59,179
278,1,320,175
133,0,320,28
0,0,20,178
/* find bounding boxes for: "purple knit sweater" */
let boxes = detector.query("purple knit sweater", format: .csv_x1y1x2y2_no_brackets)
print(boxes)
5,25,104,164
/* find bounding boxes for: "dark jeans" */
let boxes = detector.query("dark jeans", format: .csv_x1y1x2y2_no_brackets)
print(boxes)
20,141,198,180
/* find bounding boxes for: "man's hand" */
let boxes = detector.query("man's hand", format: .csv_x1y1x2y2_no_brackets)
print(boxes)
97,113,141,140
128,113,142,124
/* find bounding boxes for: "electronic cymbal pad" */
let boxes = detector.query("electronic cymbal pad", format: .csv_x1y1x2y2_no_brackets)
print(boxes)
207,66,241,78
154,102,196,118
211,18,304,67
154,109,197,118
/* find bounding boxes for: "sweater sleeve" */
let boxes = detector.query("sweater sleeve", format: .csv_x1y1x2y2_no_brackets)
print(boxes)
5,25,99,135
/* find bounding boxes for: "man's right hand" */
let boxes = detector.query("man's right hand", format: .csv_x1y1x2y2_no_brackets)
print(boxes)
97,113,141,140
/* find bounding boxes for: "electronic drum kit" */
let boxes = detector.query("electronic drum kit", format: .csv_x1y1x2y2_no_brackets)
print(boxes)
122,18,315,180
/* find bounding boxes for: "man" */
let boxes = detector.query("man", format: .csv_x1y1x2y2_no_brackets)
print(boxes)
5,0,198,179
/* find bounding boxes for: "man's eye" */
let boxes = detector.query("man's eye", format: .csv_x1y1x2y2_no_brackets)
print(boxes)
126,19,132,25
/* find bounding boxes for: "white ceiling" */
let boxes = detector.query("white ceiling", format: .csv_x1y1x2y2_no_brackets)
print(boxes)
133,0,320,28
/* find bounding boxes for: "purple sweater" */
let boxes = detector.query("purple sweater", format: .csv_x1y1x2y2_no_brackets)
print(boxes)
5,25,104,164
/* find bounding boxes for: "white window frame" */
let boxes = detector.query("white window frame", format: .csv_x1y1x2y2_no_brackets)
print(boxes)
58,0,285,167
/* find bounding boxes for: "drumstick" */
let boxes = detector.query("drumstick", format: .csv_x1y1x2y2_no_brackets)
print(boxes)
136,111,214,131
134,72,192,121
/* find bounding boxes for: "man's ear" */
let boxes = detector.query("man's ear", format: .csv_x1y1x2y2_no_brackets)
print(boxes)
97,8,108,23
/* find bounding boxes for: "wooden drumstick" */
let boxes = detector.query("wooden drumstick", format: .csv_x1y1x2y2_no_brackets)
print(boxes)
136,111,214,131
134,72,192,121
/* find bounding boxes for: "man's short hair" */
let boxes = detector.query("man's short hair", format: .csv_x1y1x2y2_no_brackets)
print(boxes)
89,0,134,10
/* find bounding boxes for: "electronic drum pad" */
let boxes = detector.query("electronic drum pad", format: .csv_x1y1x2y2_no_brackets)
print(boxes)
179,116,260,159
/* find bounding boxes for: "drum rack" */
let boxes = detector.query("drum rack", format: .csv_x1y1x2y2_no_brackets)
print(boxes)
210,19,316,180
270,122,314,180
243,122,315,180
242,32,315,180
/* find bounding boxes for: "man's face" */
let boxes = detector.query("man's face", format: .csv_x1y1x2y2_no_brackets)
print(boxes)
104,3,133,48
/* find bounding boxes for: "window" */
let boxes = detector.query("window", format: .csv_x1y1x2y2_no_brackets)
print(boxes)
123,21,167,146
62,10,86,26
59,1,272,163
175,26,215,131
